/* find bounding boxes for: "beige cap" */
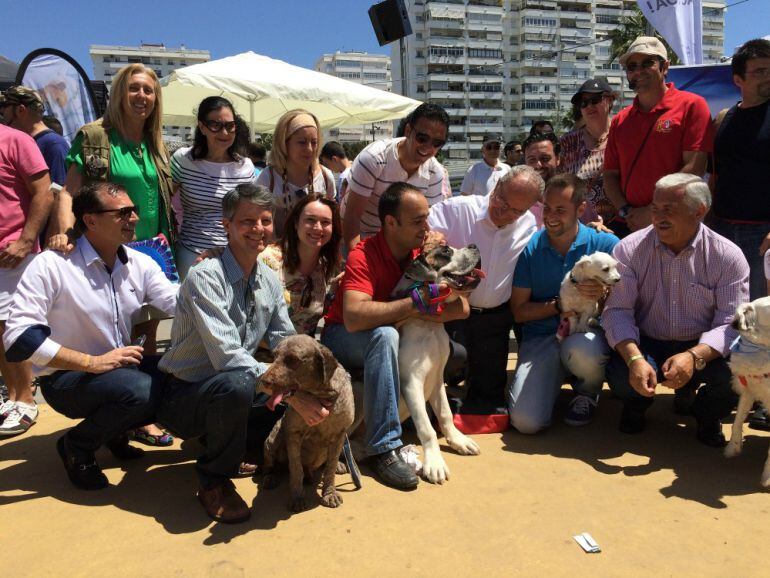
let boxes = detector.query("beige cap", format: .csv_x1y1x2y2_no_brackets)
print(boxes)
619,36,668,66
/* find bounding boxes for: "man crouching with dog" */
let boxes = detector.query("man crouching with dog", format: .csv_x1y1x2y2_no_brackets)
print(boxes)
509,174,620,432
602,173,749,446
158,184,330,524
322,182,470,491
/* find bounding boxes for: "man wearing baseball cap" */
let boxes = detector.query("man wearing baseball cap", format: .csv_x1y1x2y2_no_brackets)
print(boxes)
1,86,69,186
460,135,510,196
603,36,712,237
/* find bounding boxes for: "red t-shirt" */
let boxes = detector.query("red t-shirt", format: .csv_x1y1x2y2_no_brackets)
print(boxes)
324,231,420,326
604,83,713,207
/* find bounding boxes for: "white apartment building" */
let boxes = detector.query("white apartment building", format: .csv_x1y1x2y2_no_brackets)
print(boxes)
392,0,725,177
314,51,392,143
90,43,211,141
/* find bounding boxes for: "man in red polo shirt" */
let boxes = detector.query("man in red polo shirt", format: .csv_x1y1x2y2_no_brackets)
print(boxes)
603,36,712,236
322,182,469,490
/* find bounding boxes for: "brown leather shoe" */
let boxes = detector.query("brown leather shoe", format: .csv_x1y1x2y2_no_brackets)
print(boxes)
197,479,250,524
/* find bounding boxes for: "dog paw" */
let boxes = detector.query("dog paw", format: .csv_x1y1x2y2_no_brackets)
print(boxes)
335,460,349,474
321,490,343,508
289,496,307,513
422,455,450,484
262,474,279,490
724,441,742,458
447,434,481,456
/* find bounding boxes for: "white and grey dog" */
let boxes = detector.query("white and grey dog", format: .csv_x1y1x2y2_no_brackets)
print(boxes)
724,296,770,487
389,242,485,484
557,252,621,340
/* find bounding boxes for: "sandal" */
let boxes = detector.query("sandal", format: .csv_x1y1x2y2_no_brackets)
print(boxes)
128,428,174,447
236,461,258,477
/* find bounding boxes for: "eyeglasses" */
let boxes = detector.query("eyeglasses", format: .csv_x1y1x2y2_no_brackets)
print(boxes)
490,191,525,215
203,120,237,133
579,94,605,108
91,206,139,220
414,132,446,149
624,58,660,73
745,67,770,79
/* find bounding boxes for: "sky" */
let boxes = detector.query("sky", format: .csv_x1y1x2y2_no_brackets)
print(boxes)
2,0,769,75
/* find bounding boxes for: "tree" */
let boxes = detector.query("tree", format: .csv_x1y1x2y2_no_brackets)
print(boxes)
607,7,680,66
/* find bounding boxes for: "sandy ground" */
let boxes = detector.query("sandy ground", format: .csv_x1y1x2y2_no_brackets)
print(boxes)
1,324,769,576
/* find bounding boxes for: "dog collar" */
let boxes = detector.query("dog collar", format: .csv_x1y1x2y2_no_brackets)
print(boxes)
738,373,770,387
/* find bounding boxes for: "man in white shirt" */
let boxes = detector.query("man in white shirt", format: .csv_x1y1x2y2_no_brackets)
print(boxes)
343,103,448,250
319,141,352,201
428,166,543,433
460,135,510,196
3,182,178,490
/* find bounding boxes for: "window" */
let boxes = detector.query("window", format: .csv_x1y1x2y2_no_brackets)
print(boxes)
430,46,465,57
523,100,556,110
524,17,557,28
468,48,502,59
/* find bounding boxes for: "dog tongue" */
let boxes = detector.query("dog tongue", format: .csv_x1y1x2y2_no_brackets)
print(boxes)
473,268,486,279
266,392,285,411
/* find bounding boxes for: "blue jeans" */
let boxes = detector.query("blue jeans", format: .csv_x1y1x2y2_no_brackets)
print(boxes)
507,331,610,434
321,323,402,456
711,218,770,300
157,370,255,487
40,355,164,455
174,241,201,282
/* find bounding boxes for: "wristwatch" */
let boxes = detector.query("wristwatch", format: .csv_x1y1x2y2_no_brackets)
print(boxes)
687,349,706,371
618,204,632,219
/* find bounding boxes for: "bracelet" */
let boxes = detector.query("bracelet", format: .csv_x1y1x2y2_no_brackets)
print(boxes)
626,354,644,367
83,354,92,372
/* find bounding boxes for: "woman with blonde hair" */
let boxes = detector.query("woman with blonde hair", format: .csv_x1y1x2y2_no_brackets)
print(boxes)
256,109,335,236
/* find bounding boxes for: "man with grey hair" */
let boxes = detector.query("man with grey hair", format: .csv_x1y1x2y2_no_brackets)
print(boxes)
158,183,327,524
428,166,542,433
602,173,749,447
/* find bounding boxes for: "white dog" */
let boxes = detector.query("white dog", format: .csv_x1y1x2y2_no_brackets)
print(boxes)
724,296,770,487
389,242,484,484
557,252,621,340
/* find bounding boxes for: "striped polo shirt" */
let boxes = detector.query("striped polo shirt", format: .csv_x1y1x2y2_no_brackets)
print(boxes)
348,137,445,238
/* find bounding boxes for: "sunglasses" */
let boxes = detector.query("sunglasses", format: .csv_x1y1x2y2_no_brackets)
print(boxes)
624,58,660,73
203,119,237,133
579,94,605,108
91,206,139,220
414,132,446,149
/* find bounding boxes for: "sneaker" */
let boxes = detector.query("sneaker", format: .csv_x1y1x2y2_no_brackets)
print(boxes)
564,394,598,426
0,399,14,426
0,401,38,436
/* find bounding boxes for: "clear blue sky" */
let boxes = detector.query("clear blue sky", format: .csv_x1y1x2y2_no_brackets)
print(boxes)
3,0,768,74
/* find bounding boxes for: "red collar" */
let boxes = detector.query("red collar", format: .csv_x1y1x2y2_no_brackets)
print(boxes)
737,373,770,387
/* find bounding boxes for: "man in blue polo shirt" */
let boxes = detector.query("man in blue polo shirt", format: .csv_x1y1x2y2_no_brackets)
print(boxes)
508,174,619,432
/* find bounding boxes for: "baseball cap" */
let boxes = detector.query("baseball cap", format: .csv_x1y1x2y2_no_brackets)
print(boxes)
482,134,502,144
570,78,614,105
2,85,45,109
619,36,669,66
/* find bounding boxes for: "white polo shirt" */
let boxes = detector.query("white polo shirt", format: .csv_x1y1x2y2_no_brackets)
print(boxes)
460,160,509,197
348,137,445,238
3,237,178,375
428,195,537,309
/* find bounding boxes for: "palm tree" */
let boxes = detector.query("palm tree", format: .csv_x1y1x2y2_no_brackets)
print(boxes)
607,7,680,65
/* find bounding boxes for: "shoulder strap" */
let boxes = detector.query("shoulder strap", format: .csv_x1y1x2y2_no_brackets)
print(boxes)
713,107,731,134
79,120,111,183
269,166,275,192
624,112,662,198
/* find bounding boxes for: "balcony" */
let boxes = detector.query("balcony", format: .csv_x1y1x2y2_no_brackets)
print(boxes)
427,90,465,100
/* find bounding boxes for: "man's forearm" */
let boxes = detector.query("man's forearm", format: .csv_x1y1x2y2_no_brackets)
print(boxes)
615,339,642,364
344,297,414,332
513,300,559,324
20,181,54,244
49,189,75,236
50,346,93,372
603,171,626,211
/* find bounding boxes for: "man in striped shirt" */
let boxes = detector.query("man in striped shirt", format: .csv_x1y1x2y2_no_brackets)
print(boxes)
343,103,448,251
158,184,329,523
602,173,749,447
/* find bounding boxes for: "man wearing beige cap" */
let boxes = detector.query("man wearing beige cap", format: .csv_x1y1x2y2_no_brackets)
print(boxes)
603,36,712,237
460,135,509,196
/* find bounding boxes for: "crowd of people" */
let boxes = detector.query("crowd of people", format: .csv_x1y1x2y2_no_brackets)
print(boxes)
0,35,769,523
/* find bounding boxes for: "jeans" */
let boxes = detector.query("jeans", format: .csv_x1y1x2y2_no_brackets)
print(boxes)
174,241,202,282
605,336,737,422
507,331,610,434
711,218,770,301
40,355,164,455
321,323,401,456
157,369,257,487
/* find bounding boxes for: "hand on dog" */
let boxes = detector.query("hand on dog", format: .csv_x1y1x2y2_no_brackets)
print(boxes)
660,353,694,390
286,391,331,427
629,358,658,397
574,279,606,301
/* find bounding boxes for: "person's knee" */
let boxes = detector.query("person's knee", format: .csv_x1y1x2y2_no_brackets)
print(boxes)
109,369,154,406
213,371,253,406
510,410,547,435
367,326,399,356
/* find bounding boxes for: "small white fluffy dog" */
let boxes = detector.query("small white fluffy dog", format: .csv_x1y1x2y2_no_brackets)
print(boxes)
557,252,621,340
724,296,770,487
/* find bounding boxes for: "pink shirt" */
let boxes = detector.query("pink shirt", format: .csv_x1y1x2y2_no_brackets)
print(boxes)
0,125,49,250
602,224,749,357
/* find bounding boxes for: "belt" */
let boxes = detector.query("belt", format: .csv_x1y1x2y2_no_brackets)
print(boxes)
469,302,509,315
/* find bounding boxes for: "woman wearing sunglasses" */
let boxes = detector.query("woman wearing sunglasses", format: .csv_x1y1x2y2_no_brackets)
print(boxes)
559,78,617,225
170,96,254,279
256,109,336,237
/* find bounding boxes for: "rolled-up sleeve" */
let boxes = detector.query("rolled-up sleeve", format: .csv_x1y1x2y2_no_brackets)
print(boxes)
699,248,749,356
601,241,641,348
143,260,179,317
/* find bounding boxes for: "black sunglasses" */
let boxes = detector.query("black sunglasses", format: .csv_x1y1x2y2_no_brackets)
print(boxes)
203,119,237,133
579,94,605,108
91,206,139,220
624,58,660,73
414,132,446,149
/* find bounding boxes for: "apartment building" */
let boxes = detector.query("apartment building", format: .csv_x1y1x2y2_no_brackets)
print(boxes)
392,0,725,177
90,43,211,141
314,51,392,143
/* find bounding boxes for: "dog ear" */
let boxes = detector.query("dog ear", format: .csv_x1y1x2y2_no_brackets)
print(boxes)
314,343,339,385
572,257,589,278
742,305,756,332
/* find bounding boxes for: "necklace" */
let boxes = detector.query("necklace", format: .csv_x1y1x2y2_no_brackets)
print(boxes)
583,126,608,148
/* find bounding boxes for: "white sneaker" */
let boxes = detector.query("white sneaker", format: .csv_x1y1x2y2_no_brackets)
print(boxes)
0,401,38,436
0,399,15,425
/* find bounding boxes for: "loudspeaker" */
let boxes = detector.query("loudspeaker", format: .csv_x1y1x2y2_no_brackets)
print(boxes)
368,0,413,46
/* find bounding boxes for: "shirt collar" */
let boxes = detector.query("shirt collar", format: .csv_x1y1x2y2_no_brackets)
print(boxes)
538,222,588,251
77,236,129,268
631,82,677,115
222,246,260,287
373,230,420,266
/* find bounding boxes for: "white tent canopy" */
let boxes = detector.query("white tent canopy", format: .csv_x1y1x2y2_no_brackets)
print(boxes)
160,51,421,134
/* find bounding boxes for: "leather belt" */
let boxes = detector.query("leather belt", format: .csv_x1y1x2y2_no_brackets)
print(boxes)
469,302,509,315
